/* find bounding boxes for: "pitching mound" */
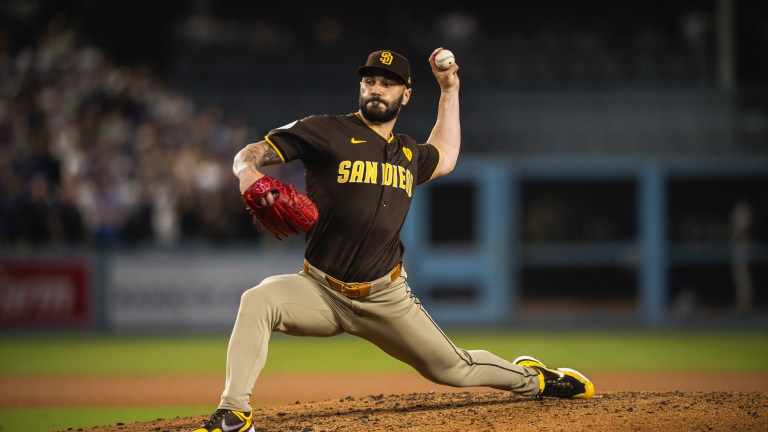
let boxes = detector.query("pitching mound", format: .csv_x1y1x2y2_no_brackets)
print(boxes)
62,391,766,431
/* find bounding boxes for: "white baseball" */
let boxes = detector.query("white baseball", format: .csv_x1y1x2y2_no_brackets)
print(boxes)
435,49,455,70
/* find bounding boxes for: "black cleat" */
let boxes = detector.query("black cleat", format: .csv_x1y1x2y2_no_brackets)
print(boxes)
514,355,595,399
193,408,254,432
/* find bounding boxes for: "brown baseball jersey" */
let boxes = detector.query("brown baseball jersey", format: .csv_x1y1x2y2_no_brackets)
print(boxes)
264,112,440,282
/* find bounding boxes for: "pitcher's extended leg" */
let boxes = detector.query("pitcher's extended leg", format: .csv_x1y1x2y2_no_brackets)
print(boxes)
352,278,540,395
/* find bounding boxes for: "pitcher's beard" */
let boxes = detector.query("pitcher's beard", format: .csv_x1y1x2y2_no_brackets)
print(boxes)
359,96,403,123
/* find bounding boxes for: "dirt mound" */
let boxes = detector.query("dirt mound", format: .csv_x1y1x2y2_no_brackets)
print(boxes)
63,391,767,432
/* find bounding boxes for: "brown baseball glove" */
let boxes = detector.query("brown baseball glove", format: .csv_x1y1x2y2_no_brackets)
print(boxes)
241,175,319,240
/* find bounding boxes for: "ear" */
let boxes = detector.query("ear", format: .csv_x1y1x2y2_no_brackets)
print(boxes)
401,88,413,106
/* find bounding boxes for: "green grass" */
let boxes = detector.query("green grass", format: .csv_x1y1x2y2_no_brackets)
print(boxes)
0,334,230,375
1,330,767,376
0,329,766,431
0,406,209,432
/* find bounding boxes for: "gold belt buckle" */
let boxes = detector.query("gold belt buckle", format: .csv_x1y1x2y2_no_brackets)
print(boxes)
340,284,355,297
315,262,402,298
347,283,371,297
324,276,371,298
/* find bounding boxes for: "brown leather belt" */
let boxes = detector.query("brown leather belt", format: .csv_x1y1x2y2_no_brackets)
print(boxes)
302,261,402,298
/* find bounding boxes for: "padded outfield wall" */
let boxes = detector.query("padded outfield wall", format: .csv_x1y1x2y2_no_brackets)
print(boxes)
2,156,766,331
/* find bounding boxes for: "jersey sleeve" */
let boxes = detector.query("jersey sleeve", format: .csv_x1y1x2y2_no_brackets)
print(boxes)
264,115,329,163
415,143,441,184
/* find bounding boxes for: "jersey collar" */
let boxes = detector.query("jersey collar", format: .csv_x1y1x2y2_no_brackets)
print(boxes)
354,111,395,143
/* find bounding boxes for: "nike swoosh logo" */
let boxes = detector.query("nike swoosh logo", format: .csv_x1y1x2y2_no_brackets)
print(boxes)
221,418,246,432
350,138,367,144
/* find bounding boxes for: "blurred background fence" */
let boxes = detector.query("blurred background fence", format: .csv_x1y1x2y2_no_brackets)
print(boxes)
1,0,766,331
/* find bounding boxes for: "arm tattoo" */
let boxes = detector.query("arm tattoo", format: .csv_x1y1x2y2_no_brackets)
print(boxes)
232,141,282,176
261,146,282,167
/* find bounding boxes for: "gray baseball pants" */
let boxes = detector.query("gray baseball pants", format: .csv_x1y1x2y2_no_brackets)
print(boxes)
219,262,540,412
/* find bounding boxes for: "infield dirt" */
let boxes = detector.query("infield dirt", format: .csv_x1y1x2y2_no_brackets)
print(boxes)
22,372,766,431
59,390,767,432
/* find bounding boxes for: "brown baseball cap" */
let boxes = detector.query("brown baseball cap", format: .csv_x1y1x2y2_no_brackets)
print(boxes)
357,50,412,88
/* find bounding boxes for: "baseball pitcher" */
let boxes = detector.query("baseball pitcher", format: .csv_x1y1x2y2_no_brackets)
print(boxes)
194,48,594,432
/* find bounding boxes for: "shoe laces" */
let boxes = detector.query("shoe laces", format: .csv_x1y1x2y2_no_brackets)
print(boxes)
201,409,228,427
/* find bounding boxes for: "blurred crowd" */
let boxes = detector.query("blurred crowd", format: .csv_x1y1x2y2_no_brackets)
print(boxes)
0,22,302,249
0,2,761,252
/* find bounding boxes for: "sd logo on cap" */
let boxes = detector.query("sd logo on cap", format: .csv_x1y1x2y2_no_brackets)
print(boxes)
357,50,412,88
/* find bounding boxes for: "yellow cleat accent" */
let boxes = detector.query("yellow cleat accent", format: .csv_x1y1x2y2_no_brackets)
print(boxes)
193,409,253,432
514,356,595,399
